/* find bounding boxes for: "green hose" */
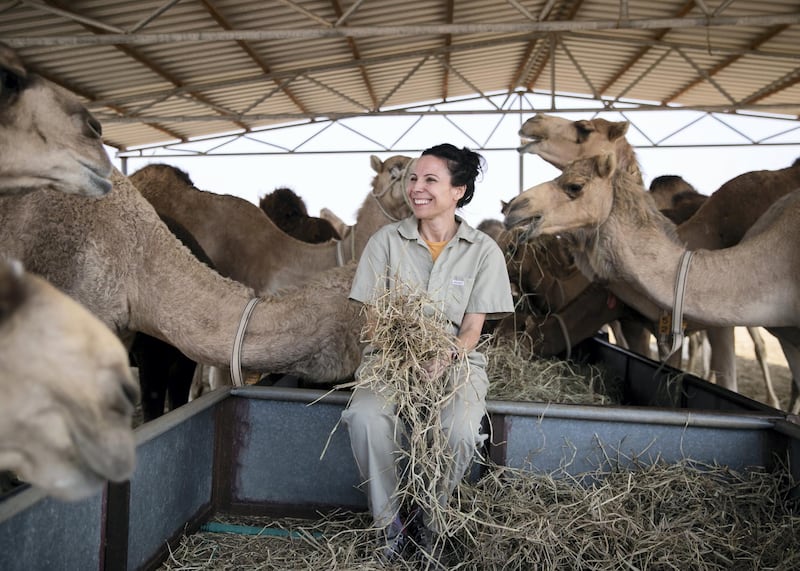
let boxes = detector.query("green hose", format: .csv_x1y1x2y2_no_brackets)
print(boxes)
200,521,323,539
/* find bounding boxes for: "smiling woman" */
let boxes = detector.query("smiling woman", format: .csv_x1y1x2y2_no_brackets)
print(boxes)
341,143,514,563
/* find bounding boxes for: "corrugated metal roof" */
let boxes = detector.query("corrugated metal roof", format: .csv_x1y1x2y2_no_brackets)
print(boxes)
3,0,799,152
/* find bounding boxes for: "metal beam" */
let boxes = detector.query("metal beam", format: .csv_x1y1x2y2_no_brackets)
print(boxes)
7,13,800,46
96,101,800,125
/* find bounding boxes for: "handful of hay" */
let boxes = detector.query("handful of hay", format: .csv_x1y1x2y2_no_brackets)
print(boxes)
346,284,474,536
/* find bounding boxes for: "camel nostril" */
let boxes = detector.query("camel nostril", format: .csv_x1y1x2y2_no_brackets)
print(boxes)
85,112,103,139
116,371,140,412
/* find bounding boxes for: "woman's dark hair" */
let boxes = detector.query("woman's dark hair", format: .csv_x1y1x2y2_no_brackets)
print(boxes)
421,143,485,207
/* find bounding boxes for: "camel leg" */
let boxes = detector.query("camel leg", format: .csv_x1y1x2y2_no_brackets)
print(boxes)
686,331,710,379
608,321,629,349
130,333,171,421
706,327,737,393
767,328,800,414
618,320,653,359
129,333,196,421
747,327,781,410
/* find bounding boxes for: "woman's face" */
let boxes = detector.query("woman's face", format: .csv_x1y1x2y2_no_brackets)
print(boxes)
407,155,466,222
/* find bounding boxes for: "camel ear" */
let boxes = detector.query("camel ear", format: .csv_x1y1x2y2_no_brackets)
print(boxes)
0,43,27,79
595,153,616,178
500,199,509,215
370,155,383,174
0,259,26,321
607,121,630,142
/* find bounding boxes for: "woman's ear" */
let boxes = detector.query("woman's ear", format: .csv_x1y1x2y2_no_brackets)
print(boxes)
453,185,466,201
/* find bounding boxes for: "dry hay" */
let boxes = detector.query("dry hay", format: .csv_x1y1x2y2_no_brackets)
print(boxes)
339,282,478,536
159,461,800,570
159,283,799,570
484,338,619,405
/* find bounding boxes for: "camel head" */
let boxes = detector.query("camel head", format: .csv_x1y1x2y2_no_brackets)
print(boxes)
0,43,112,197
648,174,699,211
517,114,630,170
0,259,138,500
369,154,416,221
504,153,617,241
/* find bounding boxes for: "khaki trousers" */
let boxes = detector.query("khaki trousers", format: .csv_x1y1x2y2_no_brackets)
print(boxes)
340,352,489,530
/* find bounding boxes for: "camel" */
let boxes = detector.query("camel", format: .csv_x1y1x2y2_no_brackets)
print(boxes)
129,214,217,421
476,218,506,241
0,258,138,500
0,42,111,197
518,114,796,406
0,43,137,500
320,207,351,239
503,153,800,412
648,175,708,224
259,187,340,243
0,170,369,390
485,217,637,361
129,154,413,294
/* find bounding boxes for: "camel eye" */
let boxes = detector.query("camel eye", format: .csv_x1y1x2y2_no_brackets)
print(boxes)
565,183,583,198
0,68,23,98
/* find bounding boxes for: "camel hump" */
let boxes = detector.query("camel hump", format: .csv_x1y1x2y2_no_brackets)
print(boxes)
260,187,309,218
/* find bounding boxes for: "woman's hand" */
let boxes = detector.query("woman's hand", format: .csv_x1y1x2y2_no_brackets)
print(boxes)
420,350,455,381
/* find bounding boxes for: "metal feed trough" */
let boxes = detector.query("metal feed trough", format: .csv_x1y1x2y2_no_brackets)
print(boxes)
1,337,798,570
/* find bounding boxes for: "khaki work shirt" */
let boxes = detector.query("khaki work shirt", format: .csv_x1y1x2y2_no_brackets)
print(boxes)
350,215,514,333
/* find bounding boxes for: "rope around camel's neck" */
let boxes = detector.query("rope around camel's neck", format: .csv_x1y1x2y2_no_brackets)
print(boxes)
337,160,415,266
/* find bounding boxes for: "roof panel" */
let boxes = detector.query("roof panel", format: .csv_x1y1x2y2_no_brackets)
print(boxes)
1,0,797,151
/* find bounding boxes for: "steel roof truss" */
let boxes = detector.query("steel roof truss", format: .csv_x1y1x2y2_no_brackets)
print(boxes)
433,54,501,110
129,0,183,33
674,46,738,105
557,37,598,98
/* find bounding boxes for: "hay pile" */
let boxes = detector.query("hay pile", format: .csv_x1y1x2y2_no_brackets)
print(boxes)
160,461,800,570
158,283,799,570
484,340,618,405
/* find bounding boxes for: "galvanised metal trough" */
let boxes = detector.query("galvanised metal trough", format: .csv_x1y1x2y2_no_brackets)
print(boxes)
1,337,797,571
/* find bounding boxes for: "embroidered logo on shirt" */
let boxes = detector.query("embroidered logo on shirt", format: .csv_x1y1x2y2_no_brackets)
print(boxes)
451,279,465,286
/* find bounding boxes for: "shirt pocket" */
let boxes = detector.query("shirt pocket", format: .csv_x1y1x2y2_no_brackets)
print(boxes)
444,275,475,324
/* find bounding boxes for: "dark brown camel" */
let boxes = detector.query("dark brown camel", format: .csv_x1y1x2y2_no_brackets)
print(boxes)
259,187,341,243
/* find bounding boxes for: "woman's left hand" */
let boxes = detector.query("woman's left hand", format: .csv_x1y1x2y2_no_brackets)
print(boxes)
420,352,453,381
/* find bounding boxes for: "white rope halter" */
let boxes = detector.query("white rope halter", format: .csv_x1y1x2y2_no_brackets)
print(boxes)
551,312,572,360
336,158,415,267
370,158,415,223
658,250,695,361
231,297,260,387
335,228,356,267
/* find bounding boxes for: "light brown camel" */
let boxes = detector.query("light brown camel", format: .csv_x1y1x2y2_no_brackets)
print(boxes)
0,43,137,500
0,42,111,197
503,153,800,412
518,114,793,406
0,170,367,386
0,258,138,500
130,155,413,295
320,207,351,239
648,175,775,397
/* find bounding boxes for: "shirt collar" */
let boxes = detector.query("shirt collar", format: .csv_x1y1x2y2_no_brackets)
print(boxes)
397,214,478,244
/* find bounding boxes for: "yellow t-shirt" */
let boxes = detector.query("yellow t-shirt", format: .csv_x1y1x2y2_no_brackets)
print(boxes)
424,238,448,262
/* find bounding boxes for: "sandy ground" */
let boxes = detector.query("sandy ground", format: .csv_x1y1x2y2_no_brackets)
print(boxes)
730,327,794,412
